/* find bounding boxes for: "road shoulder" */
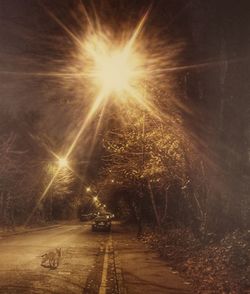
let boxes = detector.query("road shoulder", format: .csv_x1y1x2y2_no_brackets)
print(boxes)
0,224,62,239
112,224,192,294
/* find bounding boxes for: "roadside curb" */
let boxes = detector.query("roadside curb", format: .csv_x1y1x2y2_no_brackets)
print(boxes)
0,224,62,239
113,239,127,294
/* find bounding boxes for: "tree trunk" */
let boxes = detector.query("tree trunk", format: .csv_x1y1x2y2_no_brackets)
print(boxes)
147,181,161,228
161,186,169,225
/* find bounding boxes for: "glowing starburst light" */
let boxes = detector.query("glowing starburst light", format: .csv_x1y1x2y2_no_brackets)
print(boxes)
83,10,150,100
58,157,69,168
90,45,142,95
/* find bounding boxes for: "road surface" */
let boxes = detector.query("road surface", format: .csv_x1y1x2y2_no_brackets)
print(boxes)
0,222,191,294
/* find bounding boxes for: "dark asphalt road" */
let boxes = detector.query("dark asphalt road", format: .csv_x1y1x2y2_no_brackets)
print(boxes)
0,223,111,293
0,222,191,294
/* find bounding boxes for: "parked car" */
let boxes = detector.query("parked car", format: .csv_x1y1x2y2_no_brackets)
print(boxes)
92,216,111,232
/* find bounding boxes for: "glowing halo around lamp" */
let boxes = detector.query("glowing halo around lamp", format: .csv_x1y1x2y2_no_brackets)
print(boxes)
81,9,151,102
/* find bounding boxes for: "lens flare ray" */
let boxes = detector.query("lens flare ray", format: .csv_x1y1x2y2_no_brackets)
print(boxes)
38,0,83,47
65,90,107,159
0,71,90,77
124,7,151,53
25,168,60,226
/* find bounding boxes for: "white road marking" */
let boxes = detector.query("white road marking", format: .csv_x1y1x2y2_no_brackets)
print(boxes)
99,234,112,294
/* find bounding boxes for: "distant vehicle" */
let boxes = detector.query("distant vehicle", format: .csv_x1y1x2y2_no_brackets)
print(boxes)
97,212,115,220
105,212,115,220
79,213,93,222
92,216,111,232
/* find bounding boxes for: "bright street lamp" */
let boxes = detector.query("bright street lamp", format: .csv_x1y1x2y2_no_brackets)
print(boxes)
90,46,142,96
83,11,151,104
57,157,68,169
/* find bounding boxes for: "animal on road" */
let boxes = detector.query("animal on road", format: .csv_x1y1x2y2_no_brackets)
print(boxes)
41,248,62,269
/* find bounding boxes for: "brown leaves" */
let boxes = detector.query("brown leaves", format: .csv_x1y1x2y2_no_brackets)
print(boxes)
140,228,250,293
